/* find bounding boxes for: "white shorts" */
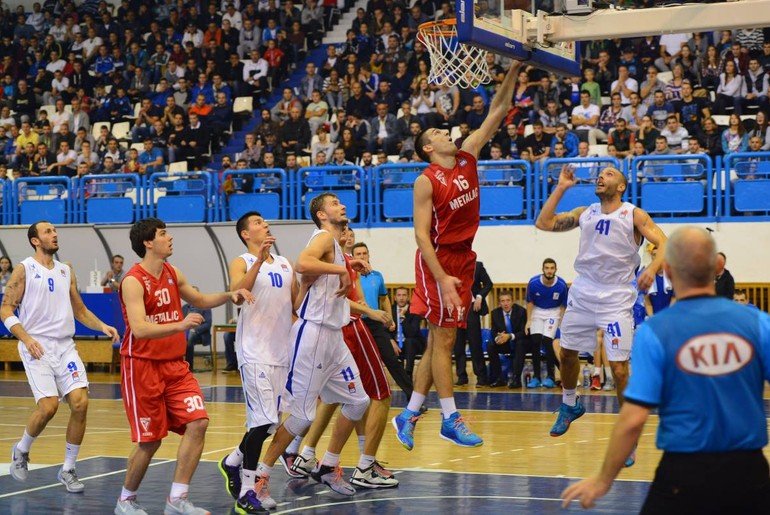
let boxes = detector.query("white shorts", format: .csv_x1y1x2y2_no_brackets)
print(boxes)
286,319,368,422
239,362,289,430
559,282,636,362
19,339,89,403
530,307,562,339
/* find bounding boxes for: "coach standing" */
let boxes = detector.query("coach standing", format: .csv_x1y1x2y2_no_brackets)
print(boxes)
562,226,770,513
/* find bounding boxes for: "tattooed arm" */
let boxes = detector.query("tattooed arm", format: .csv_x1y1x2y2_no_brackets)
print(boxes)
536,165,587,232
0,264,44,359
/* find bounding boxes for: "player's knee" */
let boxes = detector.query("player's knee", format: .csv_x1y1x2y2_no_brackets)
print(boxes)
560,347,578,365
186,417,209,437
341,398,370,422
37,397,59,420
610,361,629,382
283,415,312,437
69,395,88,415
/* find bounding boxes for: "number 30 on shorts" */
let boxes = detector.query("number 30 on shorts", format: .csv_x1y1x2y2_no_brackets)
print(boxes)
184,395,205,412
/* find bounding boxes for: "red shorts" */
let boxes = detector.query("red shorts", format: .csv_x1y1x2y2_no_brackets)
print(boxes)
121,356,209,443
411,248,476,328
341,318,391,400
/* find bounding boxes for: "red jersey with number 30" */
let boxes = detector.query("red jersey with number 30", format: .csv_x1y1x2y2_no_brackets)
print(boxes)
422,150,480,250
119,262,186,360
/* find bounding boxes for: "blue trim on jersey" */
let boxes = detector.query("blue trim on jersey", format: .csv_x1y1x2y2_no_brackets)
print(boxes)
240,366,254,412
285,320,308,395
298,286,311,319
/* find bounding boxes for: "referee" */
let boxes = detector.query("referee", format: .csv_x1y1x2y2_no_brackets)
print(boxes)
562,226,770,513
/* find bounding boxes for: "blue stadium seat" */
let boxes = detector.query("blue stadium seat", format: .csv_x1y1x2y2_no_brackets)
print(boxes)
553,184,596,213
21,199,66,224
641,182,704,213
157,196,207,222
382,189,413,219
86,198,135,224
480,186,524,217
734,179,770,211
229,193,281,220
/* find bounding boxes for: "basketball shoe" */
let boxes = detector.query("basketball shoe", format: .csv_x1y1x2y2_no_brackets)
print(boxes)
392,409,422,451
217,455,241,499
550,397,586,437
439,412,483,447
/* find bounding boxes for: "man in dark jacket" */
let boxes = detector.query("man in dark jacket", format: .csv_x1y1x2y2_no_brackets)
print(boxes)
488,290,529,388
454,261,493,386
715,251,735,299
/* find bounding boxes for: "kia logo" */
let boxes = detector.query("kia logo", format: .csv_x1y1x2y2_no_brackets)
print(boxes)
676,333,754,376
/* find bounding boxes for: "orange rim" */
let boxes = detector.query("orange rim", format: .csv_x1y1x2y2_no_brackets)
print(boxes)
417,18,457,36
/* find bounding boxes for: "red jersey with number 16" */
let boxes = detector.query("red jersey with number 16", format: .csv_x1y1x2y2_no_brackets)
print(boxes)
421,150,480,250
119,262,186,361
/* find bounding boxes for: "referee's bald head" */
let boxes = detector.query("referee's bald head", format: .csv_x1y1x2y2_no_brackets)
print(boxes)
665,227,716,288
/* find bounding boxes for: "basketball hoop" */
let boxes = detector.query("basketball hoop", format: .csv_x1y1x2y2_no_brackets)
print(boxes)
417,19,493,89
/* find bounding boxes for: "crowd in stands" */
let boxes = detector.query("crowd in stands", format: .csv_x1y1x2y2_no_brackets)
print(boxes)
0,0,767,196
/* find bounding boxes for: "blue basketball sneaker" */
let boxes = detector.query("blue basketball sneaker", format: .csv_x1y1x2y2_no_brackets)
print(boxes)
550,397,586,437
392,409,422,451
542,378,556,389
624,444,637,468
526,378,542,388
439,412,483,447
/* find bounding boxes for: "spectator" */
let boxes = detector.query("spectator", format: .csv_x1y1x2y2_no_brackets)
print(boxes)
254,108,281,142
598,93,623,136
607,118,635,158
610,64,638,106
523,120,552,162
721,113,748,155
52,121,75,153
701,116,724,157
102,138,125,168
76,139,99,174
649,90,675,130
655,32,690,72
532,75,560,122
579,68,601,108
676,81,710,136
673,45,701,85
191,73,214,105
346,82,374,119
131,97,162,142
242,49,268,102
494,123,522,159
208,92,233,154
541,100,569,134
714,60,746,114
747,110,770,150
298,62,323,104
280,105,310,156
322,68,344,111
330,147,354,168
571,90,602,144
701,44,723,92
369,101,398,154
337,127,358,163
593,50,615,95
513,69,534,113
390,60,413,104
183,112,209,170
715,251,735,299
311,126,335,163
263,39,285,86
550,123,579,158
12,80,36,122
188,94,213,121
399,120,422,161
138,138,164,175
664,63,686,103
621,92,648,131
660,115,690,154
374,79,400,117
464,93,487,131
304,89,329,137
239,133,262,167
740,58,769,114
271,87,302,123
487,291,528,388
50,139,77,176
640,66,666,107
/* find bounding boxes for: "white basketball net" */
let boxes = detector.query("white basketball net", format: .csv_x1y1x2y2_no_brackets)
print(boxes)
418,20,493,89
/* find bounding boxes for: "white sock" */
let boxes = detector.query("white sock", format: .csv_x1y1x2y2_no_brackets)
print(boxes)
300,445,316,460
286,435,303,455
604,366,613,379
357,454,375,470
63,442,80,471
256,463,272,477
169,482,188,502
406,392,426,413
240,469,256,498
320,451,340,468
357,435,366,455
17,430,36,453
562,388,577,407
592,366,601,377
120,487,137,501
439,397,457,418
225,447,243,467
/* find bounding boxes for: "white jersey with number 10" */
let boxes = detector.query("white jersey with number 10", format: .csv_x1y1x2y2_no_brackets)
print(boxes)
574,202,641,287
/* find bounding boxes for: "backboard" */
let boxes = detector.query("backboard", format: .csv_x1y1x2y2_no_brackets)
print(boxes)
456,0,580,77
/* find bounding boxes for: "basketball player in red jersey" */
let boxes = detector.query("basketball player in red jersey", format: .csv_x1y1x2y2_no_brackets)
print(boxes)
114,218,254,515
393,61,522,450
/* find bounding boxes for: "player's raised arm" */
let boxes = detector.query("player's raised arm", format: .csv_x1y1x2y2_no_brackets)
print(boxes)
633,209,668,292
536,165,587,232
461,60,522,158
175,266,254,308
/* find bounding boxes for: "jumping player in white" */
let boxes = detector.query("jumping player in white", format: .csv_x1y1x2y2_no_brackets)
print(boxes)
254,193,372,497
393,61,522,450
218,211,298,514
536,166,667,467
3,221,120,492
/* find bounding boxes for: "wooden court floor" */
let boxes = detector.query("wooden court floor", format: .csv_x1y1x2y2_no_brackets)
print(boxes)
1,368,769,514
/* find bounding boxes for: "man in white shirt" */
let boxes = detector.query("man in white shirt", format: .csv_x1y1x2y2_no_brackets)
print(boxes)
655,33,691,72
610,65,638,106
45,51,66,74
242,49,268,100
81,27,102,63
305,89,329,137
223,3,243,30
571,90,602,145
660,115,690,154
50,100,69,133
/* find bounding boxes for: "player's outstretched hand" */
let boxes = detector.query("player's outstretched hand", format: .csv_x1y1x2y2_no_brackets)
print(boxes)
561,476,612,510
102,324,120,342
348,258,371,275
636,267,656,293
182,313,204,330
558,164,578,190
369,309,393,327
232,288,256,305
438,275,463,319
23,338,44,360
335,268,352,297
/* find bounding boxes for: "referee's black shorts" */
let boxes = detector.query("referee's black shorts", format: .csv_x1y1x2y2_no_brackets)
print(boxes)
641,449,770,515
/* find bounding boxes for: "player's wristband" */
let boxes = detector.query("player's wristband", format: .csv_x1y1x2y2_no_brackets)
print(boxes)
3,315,21,331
